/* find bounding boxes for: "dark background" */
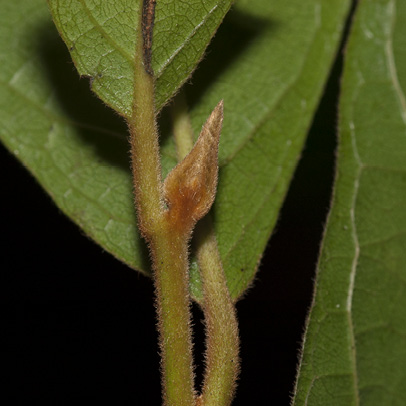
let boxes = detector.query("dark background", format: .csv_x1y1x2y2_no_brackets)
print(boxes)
1,14,348,406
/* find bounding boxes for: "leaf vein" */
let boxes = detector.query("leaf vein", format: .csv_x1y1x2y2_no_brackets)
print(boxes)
154,4,218,78
77,0,134,66
347,119,363,406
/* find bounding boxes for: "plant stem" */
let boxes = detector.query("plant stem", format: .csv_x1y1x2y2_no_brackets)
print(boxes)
195,217,240,406
171,94,240,406
128,5,195,405
150,221,196,406
129,19,162,238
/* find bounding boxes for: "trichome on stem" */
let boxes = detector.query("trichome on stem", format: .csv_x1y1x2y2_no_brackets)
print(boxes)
127,1,240,405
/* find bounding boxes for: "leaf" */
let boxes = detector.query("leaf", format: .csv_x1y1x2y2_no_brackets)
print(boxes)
186,0,352,299
292,0,406,404
0,0,351,301
47,0,233,116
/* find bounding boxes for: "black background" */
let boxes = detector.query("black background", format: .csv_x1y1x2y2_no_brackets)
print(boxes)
1,14,346,406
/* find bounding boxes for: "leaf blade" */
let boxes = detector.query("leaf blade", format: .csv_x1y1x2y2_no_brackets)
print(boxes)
185,0,352,299
0,1,147,273
1,0,351,301
293,0,406,404
47,0,234,115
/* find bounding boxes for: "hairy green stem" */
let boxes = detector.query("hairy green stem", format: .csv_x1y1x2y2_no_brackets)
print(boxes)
171,93,240,406
195,217,240,406
128,6,195,405
150,221,196,406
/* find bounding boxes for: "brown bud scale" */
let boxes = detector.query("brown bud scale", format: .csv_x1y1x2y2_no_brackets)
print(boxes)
163,101,224,233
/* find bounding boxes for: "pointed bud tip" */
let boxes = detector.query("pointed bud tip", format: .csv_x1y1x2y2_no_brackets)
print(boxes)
163,102,224,232
211,99,224,125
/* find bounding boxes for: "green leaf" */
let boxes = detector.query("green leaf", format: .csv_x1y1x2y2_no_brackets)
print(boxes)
0,0,350,301
47,0,233,116
292,0,406,404
186,0,351,299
